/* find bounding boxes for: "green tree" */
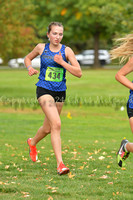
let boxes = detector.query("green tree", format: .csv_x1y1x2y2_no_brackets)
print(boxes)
33,0,133,67
0,0,37,63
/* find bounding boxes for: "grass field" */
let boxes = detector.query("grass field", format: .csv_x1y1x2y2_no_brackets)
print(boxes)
0,68,133,200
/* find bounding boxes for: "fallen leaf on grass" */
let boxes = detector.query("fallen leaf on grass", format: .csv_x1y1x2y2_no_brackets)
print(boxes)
113,192,120,196
11,182,16,184
46,186,52,189
46,186,58,190
13,163,17,167
121,167,126,170
71,151,77,159
71,164,76,167
21,192,29,195
17,168,23,172
4,182,9,185
42,163,47,165
115,170,120,175
107,155,112,158
87,156,95,161
21,192,30,198
5,143,15,150
13,176,17,179
24,195,30,198
94,149,101,154
111,151,116,154
22,156,28,161
43,168,48,171
105,171,111,174
88,152,93,155
83,162,87,164
71,152,77,155
67,112,72,119
48,196,53,200
79,166,84,170
108,182,113,184
36,160,41,163
98,156,105,160
92,169,97,172
52,190,57,193
88,174,95,177
89,156,93,159
5,165,10,169
68,172,75,179
5,143,11,147
100,175,108,179
107,165,111,168
46,185,58,193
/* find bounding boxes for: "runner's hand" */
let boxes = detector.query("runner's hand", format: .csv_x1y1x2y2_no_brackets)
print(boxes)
28,67,39,76
54,51,63,65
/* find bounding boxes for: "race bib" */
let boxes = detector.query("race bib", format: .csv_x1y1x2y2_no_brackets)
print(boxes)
45,67,63,82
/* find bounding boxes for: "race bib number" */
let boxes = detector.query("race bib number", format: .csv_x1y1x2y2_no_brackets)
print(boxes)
45,67,63,82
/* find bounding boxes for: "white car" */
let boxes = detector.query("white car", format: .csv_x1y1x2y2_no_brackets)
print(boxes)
8,58,25,68
75,49,111,66
8,55,40,68
31,55,40,68
0,57,3,64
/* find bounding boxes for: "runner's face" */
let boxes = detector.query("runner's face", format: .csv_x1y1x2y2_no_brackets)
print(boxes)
47,25,63,46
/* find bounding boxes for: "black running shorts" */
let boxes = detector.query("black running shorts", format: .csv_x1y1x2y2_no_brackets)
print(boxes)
36,86,66,102
127,101,133,118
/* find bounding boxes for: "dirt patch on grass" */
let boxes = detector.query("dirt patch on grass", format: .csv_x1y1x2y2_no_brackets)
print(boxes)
0,107,43,114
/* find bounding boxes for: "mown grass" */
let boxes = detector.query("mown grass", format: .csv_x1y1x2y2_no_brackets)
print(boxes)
0,68,128,99
0,68,133,200
0,68,131,109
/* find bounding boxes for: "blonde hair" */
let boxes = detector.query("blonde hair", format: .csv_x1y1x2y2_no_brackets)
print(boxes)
110,34,133,64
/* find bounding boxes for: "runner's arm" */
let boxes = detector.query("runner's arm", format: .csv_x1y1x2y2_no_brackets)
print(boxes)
24,44,44,76
115,57,133,90
54,47,82,78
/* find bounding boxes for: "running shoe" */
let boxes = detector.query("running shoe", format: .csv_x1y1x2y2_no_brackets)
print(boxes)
27,138,38,162
117,139,130,167
57,162,70,175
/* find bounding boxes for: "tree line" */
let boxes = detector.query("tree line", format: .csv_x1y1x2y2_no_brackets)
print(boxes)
0,0,133,67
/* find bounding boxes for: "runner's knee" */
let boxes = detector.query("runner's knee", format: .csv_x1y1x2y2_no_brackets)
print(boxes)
51,120,61,131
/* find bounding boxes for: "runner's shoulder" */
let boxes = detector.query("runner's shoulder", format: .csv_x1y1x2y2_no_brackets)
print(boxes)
36,43,45,50
35,43,45,55
65,46,75,57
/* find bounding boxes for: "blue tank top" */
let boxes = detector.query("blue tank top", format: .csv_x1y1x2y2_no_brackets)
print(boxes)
128,87,133,108
36,43,68,91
